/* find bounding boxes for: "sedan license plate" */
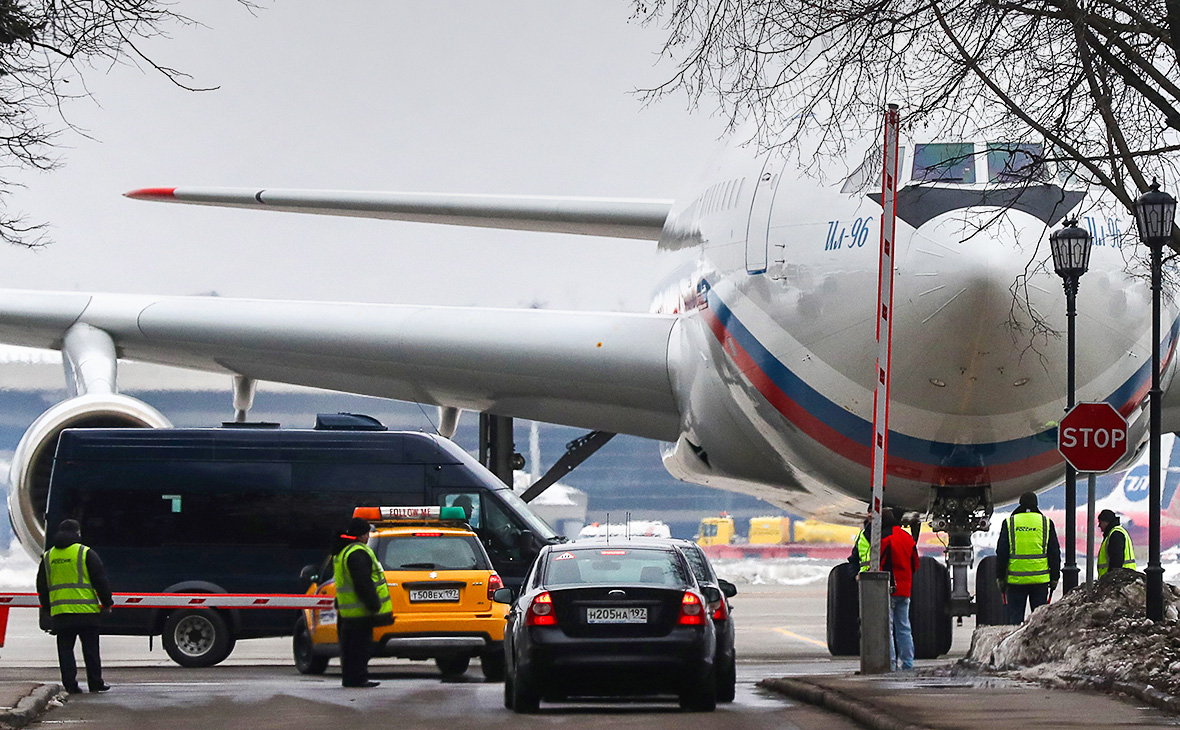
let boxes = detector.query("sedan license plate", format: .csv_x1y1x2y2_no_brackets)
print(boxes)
586,606,647,624
409,588,460,603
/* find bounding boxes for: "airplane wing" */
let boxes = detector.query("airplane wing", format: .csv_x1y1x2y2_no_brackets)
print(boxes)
0,290,682,440
125,188,674,240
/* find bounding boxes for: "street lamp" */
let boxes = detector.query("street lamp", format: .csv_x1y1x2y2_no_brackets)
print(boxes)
1050,219,1093,594
1133,180,1177,622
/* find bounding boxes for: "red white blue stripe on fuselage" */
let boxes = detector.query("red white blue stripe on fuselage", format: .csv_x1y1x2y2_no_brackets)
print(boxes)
700,285,1177,487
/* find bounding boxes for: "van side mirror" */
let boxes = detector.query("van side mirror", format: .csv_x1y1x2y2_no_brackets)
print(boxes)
300,564,319,583
702,586,722,604
719,579,737,598
492,587,515,604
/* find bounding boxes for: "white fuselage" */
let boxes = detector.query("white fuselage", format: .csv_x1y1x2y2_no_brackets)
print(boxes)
652,135,1174,520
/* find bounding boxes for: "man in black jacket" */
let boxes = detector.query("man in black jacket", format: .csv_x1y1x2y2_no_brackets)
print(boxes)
1097,509,1137,577
995,492,1061,623
333,518,393,688
36,519,113,694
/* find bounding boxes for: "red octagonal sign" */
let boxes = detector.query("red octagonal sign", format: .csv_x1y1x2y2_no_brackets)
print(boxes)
1058,402,1129,472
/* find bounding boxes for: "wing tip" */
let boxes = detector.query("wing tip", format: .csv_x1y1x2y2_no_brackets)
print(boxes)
124,187,177,201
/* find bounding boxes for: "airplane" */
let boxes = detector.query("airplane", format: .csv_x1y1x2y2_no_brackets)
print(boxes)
0,131,1174,658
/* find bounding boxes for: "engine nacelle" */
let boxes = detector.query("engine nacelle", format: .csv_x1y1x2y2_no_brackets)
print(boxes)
8,394,171,557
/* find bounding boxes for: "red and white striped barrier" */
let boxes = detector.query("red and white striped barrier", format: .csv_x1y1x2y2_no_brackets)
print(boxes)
0,592,334,609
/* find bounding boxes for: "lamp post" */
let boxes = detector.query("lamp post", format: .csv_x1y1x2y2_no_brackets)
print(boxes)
1133,180,1177,621
1049,219,1093,594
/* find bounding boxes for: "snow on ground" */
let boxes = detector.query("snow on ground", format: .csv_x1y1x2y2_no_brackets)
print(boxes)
711,557,843,586
965,570,1180,694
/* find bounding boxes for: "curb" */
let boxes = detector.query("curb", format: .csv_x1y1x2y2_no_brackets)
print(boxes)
0,683,64,729
758,677,934,730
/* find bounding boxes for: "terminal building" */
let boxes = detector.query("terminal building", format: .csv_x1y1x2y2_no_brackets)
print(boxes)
0,346,778,547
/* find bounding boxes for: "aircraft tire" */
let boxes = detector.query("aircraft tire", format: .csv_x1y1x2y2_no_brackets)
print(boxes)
826,562,860,656
974,555,1006,625
910,556,953,659
162,608,235,668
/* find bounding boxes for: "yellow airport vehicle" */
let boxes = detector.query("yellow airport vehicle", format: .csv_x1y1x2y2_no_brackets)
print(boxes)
748,516,790,544
294,506,508,680
793,519,861,545
697,514,736,546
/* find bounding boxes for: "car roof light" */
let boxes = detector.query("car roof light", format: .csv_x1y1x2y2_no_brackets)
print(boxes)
352,506,467,521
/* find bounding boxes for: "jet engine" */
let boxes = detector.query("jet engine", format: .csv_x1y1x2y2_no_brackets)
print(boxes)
8,393,170,556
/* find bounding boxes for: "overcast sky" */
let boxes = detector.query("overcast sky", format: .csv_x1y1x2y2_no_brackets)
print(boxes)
0,2,726,311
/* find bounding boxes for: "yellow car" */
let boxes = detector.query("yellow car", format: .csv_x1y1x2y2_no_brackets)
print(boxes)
293,506,509,680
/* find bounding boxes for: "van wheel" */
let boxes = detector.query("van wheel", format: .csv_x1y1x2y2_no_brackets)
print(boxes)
163,609,234,668
480,650,506,682
293,616,329,675
435,655,470,677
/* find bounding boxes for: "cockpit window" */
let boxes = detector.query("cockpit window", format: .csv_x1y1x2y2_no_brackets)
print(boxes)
986,143,1048,183
912,143,976,183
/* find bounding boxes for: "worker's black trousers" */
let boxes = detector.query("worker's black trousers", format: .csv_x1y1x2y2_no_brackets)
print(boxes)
56,626,103,690
337,619,372,686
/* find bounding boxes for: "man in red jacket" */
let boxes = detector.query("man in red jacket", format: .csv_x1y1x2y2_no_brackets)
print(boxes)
880,508,919,671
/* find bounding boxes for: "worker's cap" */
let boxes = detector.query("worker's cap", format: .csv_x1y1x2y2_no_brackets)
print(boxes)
1097,509,1118,523
342,517,372,538
57,519,80,535
1019,491,1038,509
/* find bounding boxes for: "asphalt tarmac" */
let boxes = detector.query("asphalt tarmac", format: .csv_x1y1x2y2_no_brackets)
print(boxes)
0,582,932,729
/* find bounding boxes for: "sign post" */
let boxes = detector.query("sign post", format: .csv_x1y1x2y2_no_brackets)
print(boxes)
860,103,900,675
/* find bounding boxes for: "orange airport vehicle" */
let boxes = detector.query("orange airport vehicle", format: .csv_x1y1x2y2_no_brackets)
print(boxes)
293,506,509,680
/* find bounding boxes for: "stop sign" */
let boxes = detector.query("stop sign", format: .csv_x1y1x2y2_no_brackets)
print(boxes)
1058,402,1129,472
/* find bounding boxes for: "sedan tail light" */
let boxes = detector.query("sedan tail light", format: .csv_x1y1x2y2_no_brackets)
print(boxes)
487,572,503,601
526,591,557,626
678,591,705,625
710,598,728,621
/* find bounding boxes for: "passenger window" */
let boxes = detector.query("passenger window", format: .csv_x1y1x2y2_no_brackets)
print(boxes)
482,496,525,562
912,143,976,183
986,143,1047,183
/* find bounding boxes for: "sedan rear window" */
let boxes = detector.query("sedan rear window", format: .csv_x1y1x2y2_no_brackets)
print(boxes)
544,548,690,588
372,534,487,571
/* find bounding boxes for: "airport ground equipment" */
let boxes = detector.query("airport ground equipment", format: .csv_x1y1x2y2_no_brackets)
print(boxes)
296,506,508,680
696,515,736,547
32,416,558,667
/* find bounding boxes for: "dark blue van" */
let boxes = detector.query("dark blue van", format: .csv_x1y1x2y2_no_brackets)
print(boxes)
43,414,558,667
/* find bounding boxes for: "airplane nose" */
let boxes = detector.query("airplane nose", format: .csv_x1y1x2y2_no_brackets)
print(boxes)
891,209,1071,417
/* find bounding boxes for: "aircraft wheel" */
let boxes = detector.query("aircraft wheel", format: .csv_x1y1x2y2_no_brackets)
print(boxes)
826,562,860,656
910,556,953,659
974,555,1006,626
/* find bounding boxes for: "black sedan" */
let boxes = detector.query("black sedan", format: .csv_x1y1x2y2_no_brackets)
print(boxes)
496,540,720,712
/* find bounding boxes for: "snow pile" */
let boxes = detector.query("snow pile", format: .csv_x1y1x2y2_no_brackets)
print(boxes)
713,557,840,586
965,570,1180,693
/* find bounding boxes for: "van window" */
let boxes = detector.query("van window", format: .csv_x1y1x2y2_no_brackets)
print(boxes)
441,493,481,528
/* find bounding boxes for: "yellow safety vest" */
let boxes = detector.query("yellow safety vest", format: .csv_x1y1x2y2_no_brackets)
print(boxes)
855,530,871,573
45,544,100,616
1006,512,1051,585
333,542,392,619
1098,525,1137,578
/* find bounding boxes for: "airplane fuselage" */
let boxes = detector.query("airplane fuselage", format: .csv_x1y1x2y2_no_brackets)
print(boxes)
652,134,1174,520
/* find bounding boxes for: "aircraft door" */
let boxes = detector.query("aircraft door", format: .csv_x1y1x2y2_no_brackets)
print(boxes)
746,155,782,274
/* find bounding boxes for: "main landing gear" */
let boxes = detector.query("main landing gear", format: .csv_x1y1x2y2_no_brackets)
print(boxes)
826,485,1003,658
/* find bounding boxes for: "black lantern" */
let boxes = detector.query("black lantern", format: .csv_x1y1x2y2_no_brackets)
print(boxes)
1133,180,1176,622
1134,181,1178,249
1049,220,1093,281
1049,219,1091,593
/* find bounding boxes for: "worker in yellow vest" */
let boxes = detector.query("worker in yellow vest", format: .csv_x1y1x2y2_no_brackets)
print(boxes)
333,517,394,688
996,492,1060,624
847,508,873,572
35,519,113,694
1097,509,1137,578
